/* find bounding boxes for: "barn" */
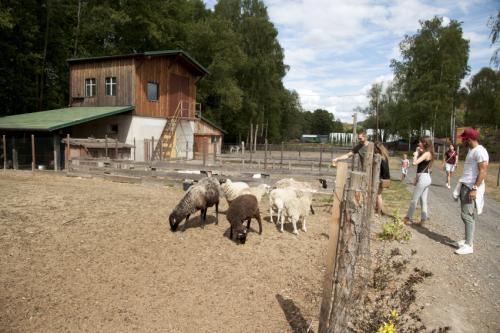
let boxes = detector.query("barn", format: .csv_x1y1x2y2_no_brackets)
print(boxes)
0,50,224,169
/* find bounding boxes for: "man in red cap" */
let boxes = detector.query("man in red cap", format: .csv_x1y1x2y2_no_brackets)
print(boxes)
453,128,489,255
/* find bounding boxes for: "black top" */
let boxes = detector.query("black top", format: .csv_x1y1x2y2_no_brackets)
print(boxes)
417,159,431,173
380,158,390,180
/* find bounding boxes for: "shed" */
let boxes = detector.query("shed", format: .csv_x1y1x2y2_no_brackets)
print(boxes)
61,137,134,160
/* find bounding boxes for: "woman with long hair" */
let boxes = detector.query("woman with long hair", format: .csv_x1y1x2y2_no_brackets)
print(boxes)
374,142,390,216
404,136,434,225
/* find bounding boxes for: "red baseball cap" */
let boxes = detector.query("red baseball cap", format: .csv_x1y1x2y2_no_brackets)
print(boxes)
460,128,478,140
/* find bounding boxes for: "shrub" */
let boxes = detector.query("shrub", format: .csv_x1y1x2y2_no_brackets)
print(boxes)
377,210,411,241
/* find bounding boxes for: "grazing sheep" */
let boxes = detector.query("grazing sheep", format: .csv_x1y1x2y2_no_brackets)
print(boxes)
220,179,250,205
239,184,270,203
272,178,317,216
281,195,313,234
268,187,300,224
226,194,262,244
169,177,221,232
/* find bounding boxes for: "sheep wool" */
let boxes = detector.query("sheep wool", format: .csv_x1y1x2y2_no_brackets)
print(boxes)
281,195,312,235
226,194,262,244
239,184,270,203
221,179,250,204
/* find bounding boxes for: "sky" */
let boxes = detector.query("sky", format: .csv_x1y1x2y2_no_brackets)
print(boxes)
204,0,499,123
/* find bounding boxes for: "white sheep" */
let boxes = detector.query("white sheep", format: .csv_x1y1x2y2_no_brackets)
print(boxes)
270,178,317,220
281,195,313,234
239,184,270,203
220,179,250,205
268,187,299,224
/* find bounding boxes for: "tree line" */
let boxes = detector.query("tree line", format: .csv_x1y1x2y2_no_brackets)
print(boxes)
361,15,500,141
0,0,344,143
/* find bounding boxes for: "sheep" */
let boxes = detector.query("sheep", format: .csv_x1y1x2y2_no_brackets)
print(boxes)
268,187,300,224
272,178,317,216
280,194,313,234
239,183,270,203
226,194,262,244
169,177,221,232
220,179,250,205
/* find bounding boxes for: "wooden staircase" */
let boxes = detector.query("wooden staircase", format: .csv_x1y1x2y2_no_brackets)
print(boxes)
153,101,189,160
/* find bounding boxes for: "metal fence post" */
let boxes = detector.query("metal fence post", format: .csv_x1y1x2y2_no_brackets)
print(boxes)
66,134,70,172
12,137,18,170
105,135,108,158
2,134,6,170
31,134,35,171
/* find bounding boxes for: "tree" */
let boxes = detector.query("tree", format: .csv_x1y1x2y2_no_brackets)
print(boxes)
489,10,500,68
465,67,500,126
391,17,469,137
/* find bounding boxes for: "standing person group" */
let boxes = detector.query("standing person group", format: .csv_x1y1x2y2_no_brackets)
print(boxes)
403,136,434,225
443,144,458,189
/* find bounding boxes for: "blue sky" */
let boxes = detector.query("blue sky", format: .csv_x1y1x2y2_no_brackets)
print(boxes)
204,0,499,122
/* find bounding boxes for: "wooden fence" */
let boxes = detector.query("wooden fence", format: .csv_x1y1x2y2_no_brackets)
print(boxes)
318,142,381,333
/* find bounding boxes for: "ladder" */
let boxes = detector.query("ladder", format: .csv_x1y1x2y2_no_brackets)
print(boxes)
153,101,189,160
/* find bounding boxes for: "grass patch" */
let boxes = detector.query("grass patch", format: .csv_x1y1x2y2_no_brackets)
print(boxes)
378,210,412,242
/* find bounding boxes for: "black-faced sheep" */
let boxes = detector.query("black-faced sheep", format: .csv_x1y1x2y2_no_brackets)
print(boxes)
226,194,262,244
169,177,221,232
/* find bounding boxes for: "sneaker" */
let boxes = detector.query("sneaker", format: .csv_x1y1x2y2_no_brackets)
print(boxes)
446,183,451,189
455,244,473,255
452,240,466,248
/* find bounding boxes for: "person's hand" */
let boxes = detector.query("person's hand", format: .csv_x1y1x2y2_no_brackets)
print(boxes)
469,189,477,202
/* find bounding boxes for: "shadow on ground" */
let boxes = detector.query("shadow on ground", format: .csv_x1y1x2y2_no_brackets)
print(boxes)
276,294,313,333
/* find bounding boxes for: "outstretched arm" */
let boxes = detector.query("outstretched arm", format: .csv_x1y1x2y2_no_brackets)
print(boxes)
332,151,353,164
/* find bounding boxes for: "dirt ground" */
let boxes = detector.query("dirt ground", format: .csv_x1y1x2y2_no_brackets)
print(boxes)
0,171,330,333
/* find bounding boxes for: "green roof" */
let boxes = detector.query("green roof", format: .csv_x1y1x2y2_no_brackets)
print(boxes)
68,50,210,76
0,106,134,132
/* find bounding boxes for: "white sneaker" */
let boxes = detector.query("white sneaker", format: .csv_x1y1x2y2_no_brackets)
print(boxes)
446,184,451,189
455,244,473,255
452,240,465,248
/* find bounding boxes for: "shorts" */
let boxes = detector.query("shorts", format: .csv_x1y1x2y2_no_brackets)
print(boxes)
401,167,408,175
445,163,455,173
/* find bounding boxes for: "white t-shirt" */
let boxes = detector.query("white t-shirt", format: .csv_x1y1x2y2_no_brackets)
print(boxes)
459,145,489,187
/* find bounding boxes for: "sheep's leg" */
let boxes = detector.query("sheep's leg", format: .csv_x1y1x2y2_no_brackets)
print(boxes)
269,205,273,223
302,216,307,232
215,202,219,225
256,212,262,235
279,214,285,233
200,209,206,229
183,214,190,232
277,208,282,226
230,225,233,239
246,218,251,230
310,205,315,215
292,218,299,235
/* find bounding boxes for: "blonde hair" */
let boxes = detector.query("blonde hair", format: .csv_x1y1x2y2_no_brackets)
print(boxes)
374,142,389,161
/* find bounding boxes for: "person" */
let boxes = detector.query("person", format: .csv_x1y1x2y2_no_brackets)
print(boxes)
403,136,434,225
443,144,458,189
452,128,488,255
374,142,390,216
332,130,369,167
401,153,409,181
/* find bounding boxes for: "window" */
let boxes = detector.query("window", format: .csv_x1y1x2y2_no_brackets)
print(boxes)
147,82,158,101
105,77,117,96
85,78,96,97
107,124,118,134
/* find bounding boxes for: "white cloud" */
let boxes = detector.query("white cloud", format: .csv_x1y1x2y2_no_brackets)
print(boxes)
463,31,488,44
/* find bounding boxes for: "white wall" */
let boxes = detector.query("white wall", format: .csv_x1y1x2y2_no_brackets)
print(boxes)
175,120,195,160
125,116,167,162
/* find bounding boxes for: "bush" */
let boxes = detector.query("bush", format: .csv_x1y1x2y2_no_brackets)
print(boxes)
377,210,411,241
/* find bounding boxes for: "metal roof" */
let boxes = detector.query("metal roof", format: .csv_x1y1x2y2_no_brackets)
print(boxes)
0,106,134,132
67,50,210,76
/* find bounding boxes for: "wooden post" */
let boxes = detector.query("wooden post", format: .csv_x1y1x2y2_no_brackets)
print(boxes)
319,143,324,172
65,134,70,172
144,139,147,162
327,171,367,332
159,139,163,161
280,142,284,169
203,138,207,166
31,134,36,171
254,124,258,153
318,162,349,333
12,137,18,170
186,141,189,160
115,137,119,160
213,142,217,163
2,134,6,170
133,137,136,161
264,138,268,169
105,135,108,158
52,133,59,171
151,136,154,161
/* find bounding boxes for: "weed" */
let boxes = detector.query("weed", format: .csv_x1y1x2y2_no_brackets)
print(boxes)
378,209,411,242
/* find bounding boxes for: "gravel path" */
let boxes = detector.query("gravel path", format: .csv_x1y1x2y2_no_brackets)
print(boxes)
398,166,500,332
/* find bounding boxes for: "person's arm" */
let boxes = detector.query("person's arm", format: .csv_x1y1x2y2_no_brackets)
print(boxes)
469,161,488,201
332,151,353,164
412,151,430,166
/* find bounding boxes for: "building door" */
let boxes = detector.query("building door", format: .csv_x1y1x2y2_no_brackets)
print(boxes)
169,74,190,117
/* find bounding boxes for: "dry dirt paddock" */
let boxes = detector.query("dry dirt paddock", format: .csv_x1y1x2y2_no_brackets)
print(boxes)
0,171,332,333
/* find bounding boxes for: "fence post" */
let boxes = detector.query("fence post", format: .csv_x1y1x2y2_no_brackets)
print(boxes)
105,135,108,158
31,134,36,171
159,139,163,161
203,138,207,166
66,134,70,172
186,141,189,160
52,133,59,171
319,143,324,172
327,171,367,331
280,142,284,169
264,138,268,169
151,136,154,161
213,142,217,163
133,137,136,161
318,162,349,333
2,135,6,170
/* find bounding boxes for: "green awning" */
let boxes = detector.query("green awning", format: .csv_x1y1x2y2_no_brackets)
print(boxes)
0,106,134,132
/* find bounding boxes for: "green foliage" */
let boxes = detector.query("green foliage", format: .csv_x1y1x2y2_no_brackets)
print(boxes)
0,0,314,143
489,10,500,68
378,210,412,242
465,67,500,127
